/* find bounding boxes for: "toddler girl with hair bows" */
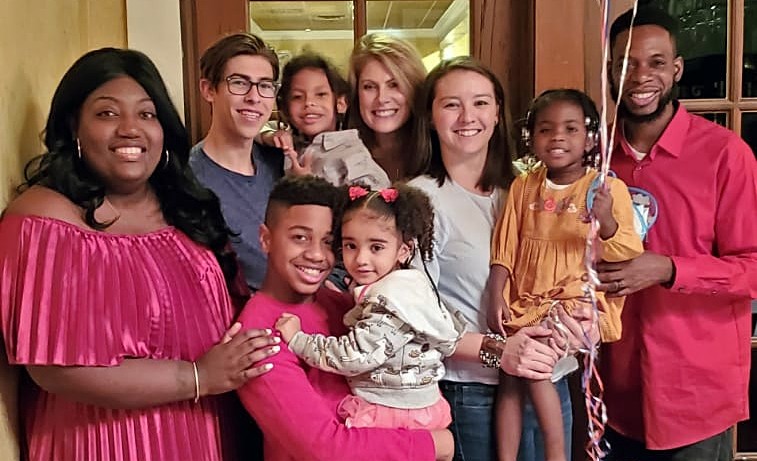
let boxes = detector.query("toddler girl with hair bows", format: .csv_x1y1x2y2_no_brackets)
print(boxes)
276,183,465,429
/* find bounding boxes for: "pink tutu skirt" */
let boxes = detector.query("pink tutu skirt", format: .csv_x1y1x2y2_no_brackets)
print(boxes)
337,394,452,430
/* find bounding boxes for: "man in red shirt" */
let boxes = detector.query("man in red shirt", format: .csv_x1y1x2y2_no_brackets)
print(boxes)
597,6,757,461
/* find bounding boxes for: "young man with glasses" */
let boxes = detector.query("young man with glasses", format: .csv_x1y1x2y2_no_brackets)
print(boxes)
190,33,284,292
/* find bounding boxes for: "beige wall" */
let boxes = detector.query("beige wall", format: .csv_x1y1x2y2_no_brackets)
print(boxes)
0,1,126,458
127,0,184,119
0,0,127,208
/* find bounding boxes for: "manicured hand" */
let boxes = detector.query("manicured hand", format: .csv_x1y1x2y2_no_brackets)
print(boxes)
196,324,280,397
500,325,558,380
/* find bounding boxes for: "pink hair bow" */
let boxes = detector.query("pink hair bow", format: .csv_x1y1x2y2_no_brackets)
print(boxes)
349,186,369,201
379,188,398,203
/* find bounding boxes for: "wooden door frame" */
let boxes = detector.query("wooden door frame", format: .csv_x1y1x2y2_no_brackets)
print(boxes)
179,0,534,145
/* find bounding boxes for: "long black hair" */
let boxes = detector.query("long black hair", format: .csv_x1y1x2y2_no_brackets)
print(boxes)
21,48,239,288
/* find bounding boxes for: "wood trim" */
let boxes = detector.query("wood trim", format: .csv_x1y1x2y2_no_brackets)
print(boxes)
534,0,585,93
354,0,366,43
731,0,745,103
471,0,534,128
180,0,248,144
179,0,201,142
683,100,757,112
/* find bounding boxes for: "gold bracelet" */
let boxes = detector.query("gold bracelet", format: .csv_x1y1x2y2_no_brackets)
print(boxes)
192,361,200,403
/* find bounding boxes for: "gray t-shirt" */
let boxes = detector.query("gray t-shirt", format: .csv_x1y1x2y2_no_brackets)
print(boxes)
409,175,504,385
189,142,283,291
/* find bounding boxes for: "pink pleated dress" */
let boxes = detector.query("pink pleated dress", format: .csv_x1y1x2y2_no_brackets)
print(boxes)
0,214,247,461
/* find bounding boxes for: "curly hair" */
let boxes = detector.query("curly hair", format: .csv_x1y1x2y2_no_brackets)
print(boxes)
20,48,239,290
276,52,350,138
523,88,601,167
265,175,345,239
341,183,435,263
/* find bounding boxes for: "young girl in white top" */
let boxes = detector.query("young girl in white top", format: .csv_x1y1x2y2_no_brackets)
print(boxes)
275,183,466,430
264,52,390,188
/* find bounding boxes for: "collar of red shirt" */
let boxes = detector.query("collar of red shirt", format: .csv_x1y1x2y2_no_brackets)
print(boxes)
615,101,692,161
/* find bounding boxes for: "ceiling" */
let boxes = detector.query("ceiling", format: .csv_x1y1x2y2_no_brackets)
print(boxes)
250,1,455,32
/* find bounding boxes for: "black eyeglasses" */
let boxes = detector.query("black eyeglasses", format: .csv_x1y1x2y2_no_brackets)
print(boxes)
225,76,279,98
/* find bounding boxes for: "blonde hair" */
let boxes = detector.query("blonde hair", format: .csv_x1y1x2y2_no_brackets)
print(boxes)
348,33,426,152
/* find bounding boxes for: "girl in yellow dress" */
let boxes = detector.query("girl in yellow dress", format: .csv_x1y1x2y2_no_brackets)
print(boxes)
486,89,643,461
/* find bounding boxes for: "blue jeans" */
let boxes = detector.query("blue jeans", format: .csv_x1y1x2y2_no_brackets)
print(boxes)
517,378,573,461
441,381,497,461
440,379,573,461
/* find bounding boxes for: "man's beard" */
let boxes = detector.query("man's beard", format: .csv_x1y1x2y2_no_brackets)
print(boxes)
610,79,676,124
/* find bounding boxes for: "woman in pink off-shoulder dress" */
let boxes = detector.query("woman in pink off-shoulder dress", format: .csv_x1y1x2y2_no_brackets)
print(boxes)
0,48,279,461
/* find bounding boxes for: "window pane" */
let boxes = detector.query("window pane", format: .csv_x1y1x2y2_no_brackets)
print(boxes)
249,2,355,73
366,0,470,71
660,0,729,99
695,111,728,126
741,112,757,156
745,0,757,97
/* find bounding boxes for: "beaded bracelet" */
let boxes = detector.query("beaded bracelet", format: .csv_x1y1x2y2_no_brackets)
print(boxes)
479,332,507,369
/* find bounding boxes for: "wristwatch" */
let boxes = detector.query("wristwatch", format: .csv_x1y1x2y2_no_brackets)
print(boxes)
479,333,507,369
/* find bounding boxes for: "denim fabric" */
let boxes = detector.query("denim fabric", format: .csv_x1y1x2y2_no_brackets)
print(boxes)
516,377,573,461
441,381,497,461
604,426,733,461
441,378,573,461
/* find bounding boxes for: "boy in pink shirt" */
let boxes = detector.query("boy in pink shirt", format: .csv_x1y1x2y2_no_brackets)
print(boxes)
235,175,452,460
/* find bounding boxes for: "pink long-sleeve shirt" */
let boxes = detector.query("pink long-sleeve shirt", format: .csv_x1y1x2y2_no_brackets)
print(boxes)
236,288,435,461
601,104,757,449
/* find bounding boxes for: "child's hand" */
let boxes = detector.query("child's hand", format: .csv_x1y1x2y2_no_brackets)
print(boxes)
275,313,302,343
591,186,619,240
271,130,294,151
284,149,313,177
260,129,294,151
486,296,509,335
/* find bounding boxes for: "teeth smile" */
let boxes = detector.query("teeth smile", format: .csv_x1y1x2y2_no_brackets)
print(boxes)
298,266,322,276
456,129,480,137
114,147,142,155
238,110,261,120
373,109,397,117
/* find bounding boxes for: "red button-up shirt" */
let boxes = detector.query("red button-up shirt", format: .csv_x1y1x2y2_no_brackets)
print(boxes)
601,105,757,449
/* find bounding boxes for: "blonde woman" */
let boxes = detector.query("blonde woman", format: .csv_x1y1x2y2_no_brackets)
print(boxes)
348,33,426,181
